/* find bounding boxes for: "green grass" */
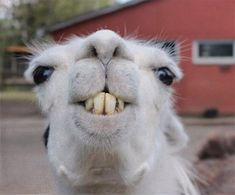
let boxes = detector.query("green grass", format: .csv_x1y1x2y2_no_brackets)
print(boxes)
0,90,36,101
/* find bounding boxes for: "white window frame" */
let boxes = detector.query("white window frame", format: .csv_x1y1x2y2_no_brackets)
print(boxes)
192,40,235,65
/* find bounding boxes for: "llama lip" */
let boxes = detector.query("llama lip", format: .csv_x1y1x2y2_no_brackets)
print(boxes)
77,92,125,115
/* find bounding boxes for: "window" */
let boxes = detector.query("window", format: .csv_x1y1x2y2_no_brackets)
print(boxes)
193,40,235,64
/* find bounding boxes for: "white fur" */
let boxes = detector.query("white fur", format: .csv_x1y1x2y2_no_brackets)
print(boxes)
25,30,199,195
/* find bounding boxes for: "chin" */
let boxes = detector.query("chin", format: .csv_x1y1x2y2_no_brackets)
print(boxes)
69,104,138,147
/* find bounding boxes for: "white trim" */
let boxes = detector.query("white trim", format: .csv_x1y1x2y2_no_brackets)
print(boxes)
192,40,235,65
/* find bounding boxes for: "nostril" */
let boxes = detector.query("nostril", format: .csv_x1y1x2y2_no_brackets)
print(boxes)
90,46,98,57
113,47,119,57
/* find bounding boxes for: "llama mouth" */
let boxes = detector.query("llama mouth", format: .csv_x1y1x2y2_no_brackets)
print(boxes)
77,92,126,115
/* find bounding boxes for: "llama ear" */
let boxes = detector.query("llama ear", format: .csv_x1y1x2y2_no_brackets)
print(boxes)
164,113,189,152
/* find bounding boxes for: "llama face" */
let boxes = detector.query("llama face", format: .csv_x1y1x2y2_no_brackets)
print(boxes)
25,30,183,149
24,30,199,195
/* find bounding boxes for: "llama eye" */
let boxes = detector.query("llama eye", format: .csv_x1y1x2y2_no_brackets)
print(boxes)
156,67,176,86
33,66,54,85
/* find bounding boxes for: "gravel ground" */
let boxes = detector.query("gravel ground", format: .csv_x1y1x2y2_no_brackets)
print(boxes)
0,100,234,194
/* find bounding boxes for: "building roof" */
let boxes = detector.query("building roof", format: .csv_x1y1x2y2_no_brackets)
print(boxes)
47,0,151,33
6,46,30,53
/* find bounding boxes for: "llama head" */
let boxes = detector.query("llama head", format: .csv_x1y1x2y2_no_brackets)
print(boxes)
25,30,188,172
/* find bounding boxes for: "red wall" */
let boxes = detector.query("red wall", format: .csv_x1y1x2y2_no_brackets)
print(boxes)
52,0,235,115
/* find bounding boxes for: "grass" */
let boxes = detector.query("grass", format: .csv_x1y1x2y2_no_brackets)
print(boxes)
0,90,36,101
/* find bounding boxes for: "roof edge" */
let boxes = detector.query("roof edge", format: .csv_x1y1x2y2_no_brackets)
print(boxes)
47,0,152,33
6,46,31,53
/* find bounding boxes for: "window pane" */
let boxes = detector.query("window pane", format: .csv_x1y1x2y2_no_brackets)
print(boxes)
199,42,233,57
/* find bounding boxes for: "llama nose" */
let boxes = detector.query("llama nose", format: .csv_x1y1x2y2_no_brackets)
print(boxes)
91,45,118,67
99,53,113,66
87,30,133,68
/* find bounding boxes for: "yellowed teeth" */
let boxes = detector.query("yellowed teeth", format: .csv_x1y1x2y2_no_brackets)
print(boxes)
84,92,124,115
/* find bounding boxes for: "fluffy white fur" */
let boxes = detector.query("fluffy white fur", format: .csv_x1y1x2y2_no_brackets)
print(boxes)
25,30,199,195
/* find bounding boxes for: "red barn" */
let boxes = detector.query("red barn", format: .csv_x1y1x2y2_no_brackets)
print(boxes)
48,0,235,115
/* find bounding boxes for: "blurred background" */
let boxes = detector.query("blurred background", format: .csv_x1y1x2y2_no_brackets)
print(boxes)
0,0,235,194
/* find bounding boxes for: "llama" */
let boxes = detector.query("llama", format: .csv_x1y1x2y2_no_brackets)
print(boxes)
25,30,199,195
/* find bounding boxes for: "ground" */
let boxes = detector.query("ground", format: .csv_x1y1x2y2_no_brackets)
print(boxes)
0,98,53,194
0,94,235,194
